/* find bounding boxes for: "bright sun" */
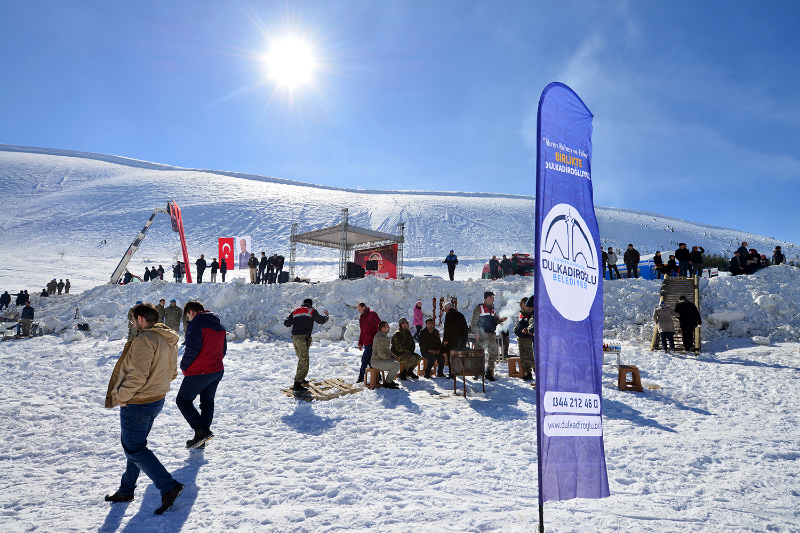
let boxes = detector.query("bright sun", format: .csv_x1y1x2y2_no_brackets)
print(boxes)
265,38,316,88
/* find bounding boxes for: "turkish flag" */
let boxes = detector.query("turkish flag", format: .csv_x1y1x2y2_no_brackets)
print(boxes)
218,238,234,272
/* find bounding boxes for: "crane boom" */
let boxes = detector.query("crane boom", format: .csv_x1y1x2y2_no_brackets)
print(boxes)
109,207,168,284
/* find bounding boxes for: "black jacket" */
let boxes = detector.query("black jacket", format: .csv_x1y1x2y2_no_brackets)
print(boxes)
418,327,442,353
675,247,691,263
624,248,640,265
283,305,328,336
514,311,534,339
500,258,512,272
210,260,219,273
0,293,10,305
442,309,469,350
690,247,705,263
21,305,34,320
674,300,701,327
220,259,228,272
196,258,207,272
259,256,268,269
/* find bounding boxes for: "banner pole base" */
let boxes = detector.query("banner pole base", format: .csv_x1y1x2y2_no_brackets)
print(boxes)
539,504,544,533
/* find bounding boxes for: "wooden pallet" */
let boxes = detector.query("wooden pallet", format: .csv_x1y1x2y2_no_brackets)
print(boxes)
281,378,364,401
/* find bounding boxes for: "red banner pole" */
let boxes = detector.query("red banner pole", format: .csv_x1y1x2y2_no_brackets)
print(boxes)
172,199,193,283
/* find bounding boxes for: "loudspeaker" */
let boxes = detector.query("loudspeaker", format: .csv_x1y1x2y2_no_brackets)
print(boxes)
365,260,379,271
346,262,365,279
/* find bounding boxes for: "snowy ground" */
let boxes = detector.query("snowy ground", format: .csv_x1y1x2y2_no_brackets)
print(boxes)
2,266,800,532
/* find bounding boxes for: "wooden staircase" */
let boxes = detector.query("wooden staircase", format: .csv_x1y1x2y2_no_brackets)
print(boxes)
650,276,701,353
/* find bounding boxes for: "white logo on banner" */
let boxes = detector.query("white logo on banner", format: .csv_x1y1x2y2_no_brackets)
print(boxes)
540,203,599,322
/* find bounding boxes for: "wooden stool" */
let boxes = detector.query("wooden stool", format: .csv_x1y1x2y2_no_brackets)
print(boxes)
507,357,523,378
364,368,383,390
418,358,438,375
618,365,643,392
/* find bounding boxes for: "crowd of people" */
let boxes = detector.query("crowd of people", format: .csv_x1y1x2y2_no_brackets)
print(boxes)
119,251,286,286
729,242,785,276
285,290,535,393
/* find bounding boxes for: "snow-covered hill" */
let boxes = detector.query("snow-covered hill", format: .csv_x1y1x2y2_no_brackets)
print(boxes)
1,144,796,292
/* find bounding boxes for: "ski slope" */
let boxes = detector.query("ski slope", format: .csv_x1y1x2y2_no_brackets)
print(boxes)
1,144,796,293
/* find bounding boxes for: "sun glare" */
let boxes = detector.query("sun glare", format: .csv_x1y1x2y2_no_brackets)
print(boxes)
265,37,316,88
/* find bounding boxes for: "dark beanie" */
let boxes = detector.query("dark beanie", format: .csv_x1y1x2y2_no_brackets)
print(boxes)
303,298,313,307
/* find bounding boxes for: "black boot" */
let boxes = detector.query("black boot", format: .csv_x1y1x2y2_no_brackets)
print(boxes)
293,381,307,391
105,492,134,503
485,372,497,381
522,372,534,381
186,427,213,449
154,483,184,515
407,369,419,380
399,370,408,381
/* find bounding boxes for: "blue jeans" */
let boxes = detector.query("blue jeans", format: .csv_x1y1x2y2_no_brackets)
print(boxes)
176,370,224,430
358,345,373,382
119,399,178,496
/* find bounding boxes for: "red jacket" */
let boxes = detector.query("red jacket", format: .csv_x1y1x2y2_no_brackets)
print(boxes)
358,308,381,346
181,311,226,376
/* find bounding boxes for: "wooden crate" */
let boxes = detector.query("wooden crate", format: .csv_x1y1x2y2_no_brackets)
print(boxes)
281,378,364,401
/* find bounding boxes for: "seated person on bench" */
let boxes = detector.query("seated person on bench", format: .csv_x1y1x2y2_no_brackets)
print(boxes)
392,318,422,381
418,318,445,379
370,321,400,389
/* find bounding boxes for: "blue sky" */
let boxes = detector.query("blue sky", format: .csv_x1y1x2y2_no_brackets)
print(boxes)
2,1,799,246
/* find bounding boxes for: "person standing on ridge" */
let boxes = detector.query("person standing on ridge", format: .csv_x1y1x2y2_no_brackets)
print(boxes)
209,258,219,283
20,301,34,336
176,300,226,450
488,256,501,280
195,254,207,284
442,250,459,281
624,244,640,278
675,243,691,277
220,258,227,282
607,247,620,280
356,303,381,383
470,291,507,381
690,246,705,278
104,303,184,515
284,298,329,392
65,279,71,293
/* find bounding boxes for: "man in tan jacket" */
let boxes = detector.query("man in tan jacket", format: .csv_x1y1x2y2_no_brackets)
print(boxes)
370,321,401,389
104,303,184,515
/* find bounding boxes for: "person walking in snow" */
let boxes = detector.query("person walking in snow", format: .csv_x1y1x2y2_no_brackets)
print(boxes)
624,244,640,278
653,301,679,352
514,297,535,381
470,291,507,381
104,303,184,514
284,298,329,392
392,318,422,381
356,303,381,383
674,295,701,352
607,247,620,280
173,263,181,283
442,250,459,281
195,255,207,284
176,300,226,450
370,321,401,389
412,301,424,341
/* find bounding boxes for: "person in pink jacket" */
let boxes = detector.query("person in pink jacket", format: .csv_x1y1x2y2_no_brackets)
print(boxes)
412,301,424,341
